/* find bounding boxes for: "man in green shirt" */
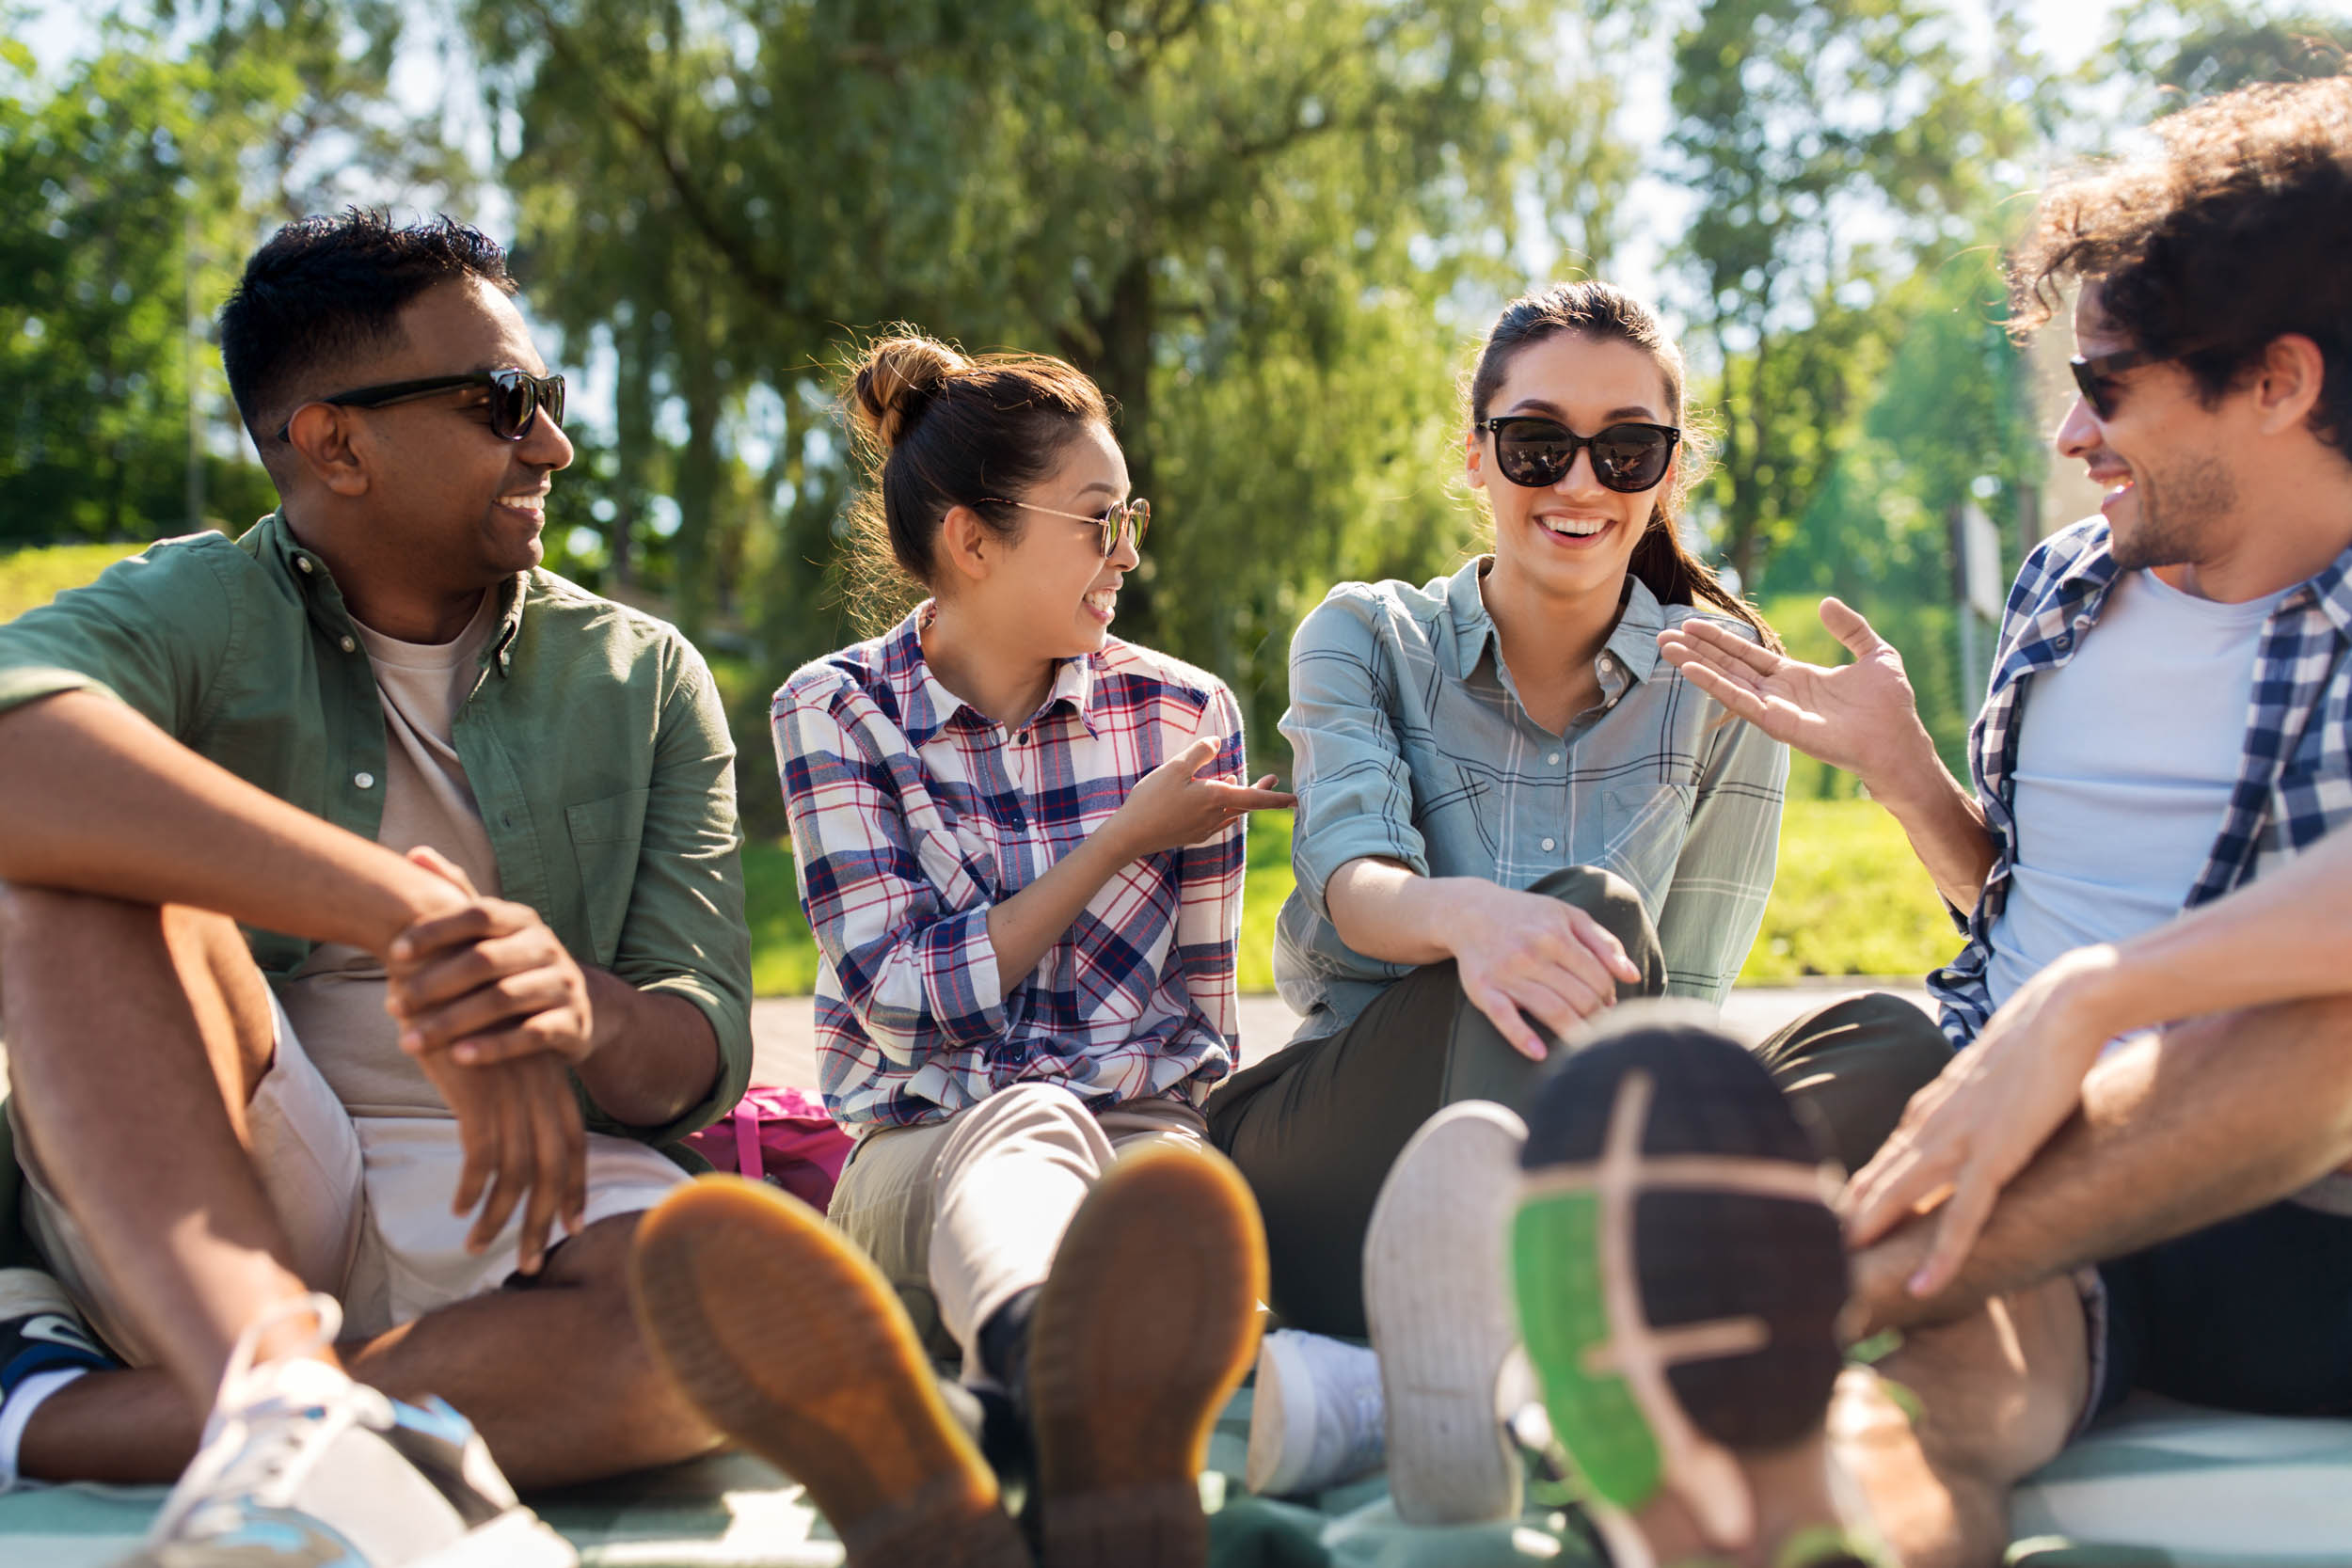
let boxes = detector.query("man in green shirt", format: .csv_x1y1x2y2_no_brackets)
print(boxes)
0,212,752,1564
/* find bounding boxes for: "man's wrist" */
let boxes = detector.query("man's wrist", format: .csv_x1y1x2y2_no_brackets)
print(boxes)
1860,730,1956,818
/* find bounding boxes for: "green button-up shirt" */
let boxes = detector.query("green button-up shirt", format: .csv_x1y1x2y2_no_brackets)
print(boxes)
0,514,754,1151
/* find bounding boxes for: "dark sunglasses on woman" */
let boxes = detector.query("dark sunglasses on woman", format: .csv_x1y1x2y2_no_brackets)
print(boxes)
273,368,567,444
1479,417,1681,493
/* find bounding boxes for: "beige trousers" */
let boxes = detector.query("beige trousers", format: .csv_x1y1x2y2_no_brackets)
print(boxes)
828,1081,1207,1374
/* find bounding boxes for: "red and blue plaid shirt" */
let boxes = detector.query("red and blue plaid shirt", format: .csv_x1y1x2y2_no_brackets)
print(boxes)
772,607,1248,1131
1931,517,2352,1047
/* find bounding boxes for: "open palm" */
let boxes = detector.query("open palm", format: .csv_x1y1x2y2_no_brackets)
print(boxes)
1655,597,1935,787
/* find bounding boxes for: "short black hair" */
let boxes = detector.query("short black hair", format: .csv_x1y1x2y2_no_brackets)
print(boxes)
218,210,517,447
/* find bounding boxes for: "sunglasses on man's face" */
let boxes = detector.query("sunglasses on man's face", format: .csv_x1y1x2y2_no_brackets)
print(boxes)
274,368,566,444
1479,416,1681,493
984,496,1152,558
2067,339,2230,423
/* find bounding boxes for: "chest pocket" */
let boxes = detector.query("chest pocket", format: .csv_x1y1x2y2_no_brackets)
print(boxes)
1600,783,1696,902
567,788,648,966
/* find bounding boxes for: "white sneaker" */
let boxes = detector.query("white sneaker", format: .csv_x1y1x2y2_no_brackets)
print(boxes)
1363,1100,1529,1525
1243,1329,1386,1497
113,1294,576,1567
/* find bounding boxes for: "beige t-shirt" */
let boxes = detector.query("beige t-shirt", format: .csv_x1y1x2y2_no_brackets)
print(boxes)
278,595,502,1118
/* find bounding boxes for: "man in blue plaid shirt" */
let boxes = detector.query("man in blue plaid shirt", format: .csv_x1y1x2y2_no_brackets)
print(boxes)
1629,78,2352,1567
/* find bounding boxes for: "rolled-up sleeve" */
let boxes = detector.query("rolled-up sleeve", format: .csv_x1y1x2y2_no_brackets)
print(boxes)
1655,694,1788,1003
596,641,755,1144
774,684,1008,1063
1279,592,1428,920
1173,685,1248,1049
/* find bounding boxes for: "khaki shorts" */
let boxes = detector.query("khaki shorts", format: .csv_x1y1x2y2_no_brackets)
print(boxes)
14,992,687,1364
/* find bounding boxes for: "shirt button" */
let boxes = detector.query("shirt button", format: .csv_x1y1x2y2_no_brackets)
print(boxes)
1541,836,1557,852
1547,752,1562,765
1598,654,1615,671
295,556,314,575
339,635,358,654
354,771,375,790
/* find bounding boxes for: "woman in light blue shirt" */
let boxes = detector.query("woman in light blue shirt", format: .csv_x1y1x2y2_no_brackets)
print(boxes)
1207,282,1791,1339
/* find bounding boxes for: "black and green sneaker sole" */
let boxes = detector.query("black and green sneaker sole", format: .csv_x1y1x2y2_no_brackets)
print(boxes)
1510,1010,1849,1534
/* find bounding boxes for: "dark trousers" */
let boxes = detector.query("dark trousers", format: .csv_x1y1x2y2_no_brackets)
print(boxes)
1206,866,1951,1338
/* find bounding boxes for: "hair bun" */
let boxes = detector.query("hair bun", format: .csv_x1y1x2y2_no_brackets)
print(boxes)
851,334,971,450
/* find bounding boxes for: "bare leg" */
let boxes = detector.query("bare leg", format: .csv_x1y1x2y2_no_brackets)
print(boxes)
1831,1280,2087,1568
5,887,717,1488
0,886,315,1400
1821,994,2352,1565
1853,993,2352,1338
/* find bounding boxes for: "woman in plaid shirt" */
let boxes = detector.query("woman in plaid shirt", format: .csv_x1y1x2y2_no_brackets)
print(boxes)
725,332,1292,1567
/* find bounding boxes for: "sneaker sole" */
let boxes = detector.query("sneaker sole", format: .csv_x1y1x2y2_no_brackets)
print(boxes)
1511,1015,1846,1546
1364,1101,1528,1526
628,1177,1029,1568
1027,1145,1267,1568
1241,1331,1311,1497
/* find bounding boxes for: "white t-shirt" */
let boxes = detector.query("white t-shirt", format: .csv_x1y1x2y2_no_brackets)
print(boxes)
1983,568,2289,1012
277,595,504,1119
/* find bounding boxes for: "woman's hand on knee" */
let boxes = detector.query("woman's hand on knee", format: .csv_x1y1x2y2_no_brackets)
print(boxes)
1449,883,1642,1060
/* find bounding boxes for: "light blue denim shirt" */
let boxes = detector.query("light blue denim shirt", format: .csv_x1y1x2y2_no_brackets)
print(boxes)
1273,558,1788,1043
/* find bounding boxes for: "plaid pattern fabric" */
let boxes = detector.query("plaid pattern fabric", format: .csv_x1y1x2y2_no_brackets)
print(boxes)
771,608,1247,1131
1931,519,2352,1046
1274,561,1788,1043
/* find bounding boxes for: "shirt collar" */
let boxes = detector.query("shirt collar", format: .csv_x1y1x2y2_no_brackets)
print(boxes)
2297,536,2352,638
881,603,1100,747
1439,556,1666,684
251,510,528,675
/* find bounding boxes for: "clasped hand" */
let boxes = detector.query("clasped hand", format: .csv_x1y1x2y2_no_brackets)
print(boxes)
382,846,592,1275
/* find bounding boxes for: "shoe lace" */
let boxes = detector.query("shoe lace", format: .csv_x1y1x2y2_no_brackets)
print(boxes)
149,1294,385,1540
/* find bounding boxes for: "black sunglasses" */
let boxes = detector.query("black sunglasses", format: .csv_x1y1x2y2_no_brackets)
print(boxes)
1479,417,1681,492
275,369,566,444
2068,341,2226,422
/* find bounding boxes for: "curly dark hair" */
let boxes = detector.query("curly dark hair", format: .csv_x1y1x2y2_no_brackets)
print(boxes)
2010,75,2352,451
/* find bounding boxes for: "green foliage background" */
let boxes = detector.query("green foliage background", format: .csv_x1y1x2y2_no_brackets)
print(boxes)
7,0,2350,986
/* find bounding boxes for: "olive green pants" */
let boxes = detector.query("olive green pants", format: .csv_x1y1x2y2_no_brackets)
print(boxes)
1205,865,1949,1337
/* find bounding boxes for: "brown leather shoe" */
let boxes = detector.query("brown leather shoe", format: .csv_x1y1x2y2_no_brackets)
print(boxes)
1025,1145,1267,1568
629,1177,1032,1568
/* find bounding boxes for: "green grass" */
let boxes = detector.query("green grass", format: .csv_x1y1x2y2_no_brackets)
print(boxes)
741,801,1959,996
0,542,144,622
1737,798,1961,984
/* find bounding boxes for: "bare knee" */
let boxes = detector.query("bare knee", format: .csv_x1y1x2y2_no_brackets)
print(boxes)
1873,1286,2085,1486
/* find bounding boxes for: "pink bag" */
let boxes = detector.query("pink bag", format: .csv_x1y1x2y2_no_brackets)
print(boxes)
683,1085,855,1214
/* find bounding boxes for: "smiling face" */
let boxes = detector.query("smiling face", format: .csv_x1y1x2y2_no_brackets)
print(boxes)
326,277,575,589
2058,284,2247,574
1468,331,1677,607
976,420,1138,660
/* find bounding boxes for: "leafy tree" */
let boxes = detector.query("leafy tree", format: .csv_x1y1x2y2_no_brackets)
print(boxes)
1665,0,2044,589
465,0,1644,785
0,1,465,546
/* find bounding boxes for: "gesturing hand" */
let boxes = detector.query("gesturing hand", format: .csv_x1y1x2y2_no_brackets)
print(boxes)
1656,598,1938,794
1104,735,1296,861
1450,881,1644,1061
1839,945,2122,1301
